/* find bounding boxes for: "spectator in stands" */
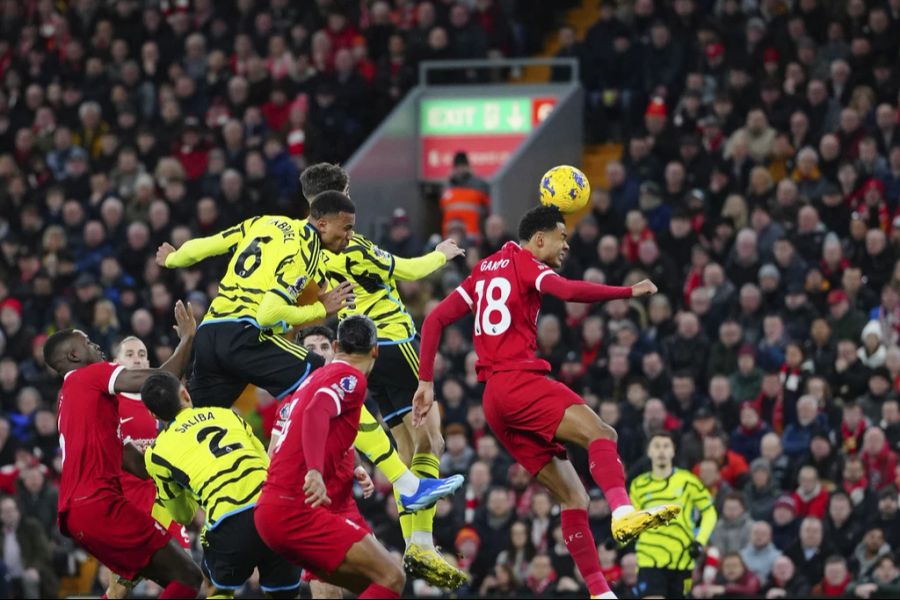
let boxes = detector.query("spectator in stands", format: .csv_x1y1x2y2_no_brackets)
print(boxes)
847,554,900,599
0,496,58,598
709,493,754,555
440,152,490,241
740,520,781,584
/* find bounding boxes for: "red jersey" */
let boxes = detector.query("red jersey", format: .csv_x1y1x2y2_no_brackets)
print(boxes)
455,242,562,380
57,361,126,513
117,392,159,512
263,361,366,509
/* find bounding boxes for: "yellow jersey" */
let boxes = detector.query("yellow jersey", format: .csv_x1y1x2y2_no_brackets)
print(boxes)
144,407,269,530
629,468,718,571
322,234,446,343
165,216,325,333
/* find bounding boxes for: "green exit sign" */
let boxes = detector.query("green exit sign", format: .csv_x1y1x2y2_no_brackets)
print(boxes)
421,98,532,135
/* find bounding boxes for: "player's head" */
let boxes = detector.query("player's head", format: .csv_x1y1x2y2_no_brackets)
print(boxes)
300,163,350,201
141,371,191,422
43,329,104,375
336,315,378,372
518,205,568,268
298,325,336,364
647,431,676,468
309,191,356,253
115,336,149,369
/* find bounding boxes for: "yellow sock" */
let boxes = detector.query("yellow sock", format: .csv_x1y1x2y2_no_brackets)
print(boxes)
207,592,234,599
410,452,440,545
353,407,407,483
393,486,414,543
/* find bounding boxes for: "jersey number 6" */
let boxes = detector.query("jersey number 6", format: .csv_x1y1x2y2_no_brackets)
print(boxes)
234,236,273,278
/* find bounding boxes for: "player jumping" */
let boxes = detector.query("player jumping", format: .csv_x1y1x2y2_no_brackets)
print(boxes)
414,205,681,599
269,325,462,598
105,337,192,599
156,191,358,408
45,301,203,599
140,370,302,600
255,316,407,599
157,190,450,537
301,163,468,587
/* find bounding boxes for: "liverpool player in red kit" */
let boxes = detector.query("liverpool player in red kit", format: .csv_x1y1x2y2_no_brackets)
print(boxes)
44,301,202,599
414,206,680,599
255,315,406,599
106,337,192,598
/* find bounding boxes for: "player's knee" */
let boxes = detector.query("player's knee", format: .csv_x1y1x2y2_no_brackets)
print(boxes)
560,486,590,511
424,430,444,456
585,419,617,444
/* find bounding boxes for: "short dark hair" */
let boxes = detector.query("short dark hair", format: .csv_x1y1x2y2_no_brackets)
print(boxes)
43,329,79,372
336,315,377,355
517,205,565,241
141,371,183,422
309,191,355,219
648,430,677,449
297,325,335,344
301,163,348,201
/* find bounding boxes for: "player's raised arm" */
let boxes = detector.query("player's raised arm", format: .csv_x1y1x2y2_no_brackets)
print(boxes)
157,219,252,268
392,239,465,281
113,300,196,393
412,290,473,426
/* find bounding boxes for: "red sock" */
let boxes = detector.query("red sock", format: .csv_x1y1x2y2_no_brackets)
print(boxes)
561,508,611,596
359,583,400,598
158,581,199,598
588,438,631,511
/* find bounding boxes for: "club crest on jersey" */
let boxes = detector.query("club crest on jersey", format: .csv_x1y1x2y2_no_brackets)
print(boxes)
373,246,386,259
339,375,358,393
278,403,292,420
294,275,309,291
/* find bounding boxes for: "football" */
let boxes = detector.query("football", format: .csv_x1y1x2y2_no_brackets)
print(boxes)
539,165,591,214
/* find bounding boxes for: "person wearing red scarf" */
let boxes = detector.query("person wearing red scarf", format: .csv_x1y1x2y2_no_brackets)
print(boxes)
840,402,869,455
791,466,830,518
620,211,655,263
813,556,852,597
861,426,899,490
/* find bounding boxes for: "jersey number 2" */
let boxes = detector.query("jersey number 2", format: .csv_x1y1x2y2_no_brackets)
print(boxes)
234,236,273,278
197,426,243,457
474,277,512,336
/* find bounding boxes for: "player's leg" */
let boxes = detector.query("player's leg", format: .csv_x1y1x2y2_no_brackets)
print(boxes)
187,324,249,408
535,457,615,599
554,403,679,542
139,538,204,598
320,534,406,598
310,580,343,599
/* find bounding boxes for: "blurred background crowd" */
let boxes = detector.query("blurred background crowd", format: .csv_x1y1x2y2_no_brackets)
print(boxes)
1,0,900,598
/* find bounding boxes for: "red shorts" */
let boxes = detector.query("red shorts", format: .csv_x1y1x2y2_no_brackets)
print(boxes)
59,495,171,580
300,504,370,583
254,499,369,577
483,370,583,476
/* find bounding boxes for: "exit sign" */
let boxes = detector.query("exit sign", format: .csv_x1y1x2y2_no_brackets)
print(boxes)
421,98,533,135
419,95,558,180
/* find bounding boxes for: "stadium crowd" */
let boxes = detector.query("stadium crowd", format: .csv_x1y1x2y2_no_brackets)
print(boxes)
1,0,900,598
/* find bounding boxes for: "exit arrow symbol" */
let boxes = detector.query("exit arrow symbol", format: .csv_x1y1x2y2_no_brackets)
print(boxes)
507,103,524,130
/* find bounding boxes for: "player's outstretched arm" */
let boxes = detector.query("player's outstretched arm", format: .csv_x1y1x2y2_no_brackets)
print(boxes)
413,291,472,426
157,219,252,268
540,275,657,302
393,239,465,281
114,301,197,393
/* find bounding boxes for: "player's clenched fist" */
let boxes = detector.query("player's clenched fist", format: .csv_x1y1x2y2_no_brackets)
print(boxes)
156,242,176,267
354,466,374,498
303,470,331,508
631,279,658,297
